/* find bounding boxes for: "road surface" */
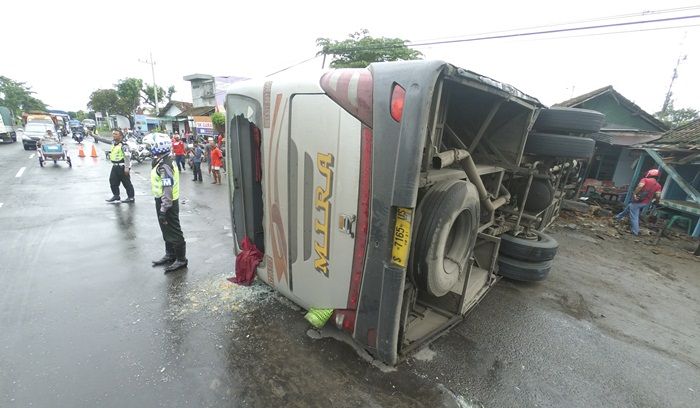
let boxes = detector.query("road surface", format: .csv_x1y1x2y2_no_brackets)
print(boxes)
0,138,698,407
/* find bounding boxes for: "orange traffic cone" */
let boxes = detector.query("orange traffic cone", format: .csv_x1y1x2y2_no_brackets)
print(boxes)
78,145,85,157
90,144,98,158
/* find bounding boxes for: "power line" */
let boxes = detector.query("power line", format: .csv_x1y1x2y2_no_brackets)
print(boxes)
416,5,700,43
411,14,700,47
266,55,320,77
526,22,700,42
268,11,700,75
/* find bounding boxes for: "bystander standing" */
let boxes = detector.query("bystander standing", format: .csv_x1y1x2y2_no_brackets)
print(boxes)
209,139,223,185
191,141,204,182
171,134,186,172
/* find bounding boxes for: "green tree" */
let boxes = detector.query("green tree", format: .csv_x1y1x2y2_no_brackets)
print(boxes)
0,76,47,114
211,111,225,133
87,89,120,115
316,29,422,68
67,110,87,121
141,84,176,110
115,78,142,118
655,102,699,129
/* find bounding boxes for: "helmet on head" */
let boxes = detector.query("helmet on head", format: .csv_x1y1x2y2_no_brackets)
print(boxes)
151,135,172,156
645,169,660,178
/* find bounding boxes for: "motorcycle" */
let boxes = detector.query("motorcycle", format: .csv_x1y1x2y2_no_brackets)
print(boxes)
125,137,151,164
71,127,85,143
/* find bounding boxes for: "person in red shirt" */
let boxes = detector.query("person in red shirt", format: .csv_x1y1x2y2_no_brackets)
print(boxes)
615,169,663,236
209,139,224,184
171,134,186,172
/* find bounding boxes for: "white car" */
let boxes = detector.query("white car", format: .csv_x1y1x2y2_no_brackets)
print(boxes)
22,122,57,150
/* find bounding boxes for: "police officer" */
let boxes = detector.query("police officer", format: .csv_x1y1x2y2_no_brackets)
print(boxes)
150,135,188,273
105,129,135,203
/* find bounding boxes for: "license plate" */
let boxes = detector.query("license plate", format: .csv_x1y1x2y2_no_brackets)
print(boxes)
391,208,413,267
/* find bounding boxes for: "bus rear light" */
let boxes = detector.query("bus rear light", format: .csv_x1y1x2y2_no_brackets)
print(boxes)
390,83,406,122
332,310,356,334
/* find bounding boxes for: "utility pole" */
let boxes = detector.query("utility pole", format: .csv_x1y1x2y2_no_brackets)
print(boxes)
138,51,160,115
661,34,687,115
661,53,686,114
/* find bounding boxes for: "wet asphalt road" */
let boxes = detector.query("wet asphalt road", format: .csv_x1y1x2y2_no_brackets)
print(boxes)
1,138,698,407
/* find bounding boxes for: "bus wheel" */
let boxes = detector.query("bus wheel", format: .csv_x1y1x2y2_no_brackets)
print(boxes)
412,180,480,297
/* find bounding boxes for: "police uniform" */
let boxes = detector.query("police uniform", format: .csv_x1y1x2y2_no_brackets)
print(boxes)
151,154,188,272
107,140,135,202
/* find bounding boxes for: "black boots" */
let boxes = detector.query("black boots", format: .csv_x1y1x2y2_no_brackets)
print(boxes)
152,243,175,266
164,242,188,273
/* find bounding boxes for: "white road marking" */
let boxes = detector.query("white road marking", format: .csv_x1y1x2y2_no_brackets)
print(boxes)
0,203,3,209
15,167,26,178
29,154,35,159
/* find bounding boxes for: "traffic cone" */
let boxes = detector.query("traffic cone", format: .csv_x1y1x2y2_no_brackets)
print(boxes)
90,144,98,158
78,145,85,158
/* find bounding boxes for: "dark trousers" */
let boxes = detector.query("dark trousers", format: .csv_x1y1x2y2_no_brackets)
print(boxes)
109,165,134,198
192,162,203,181
155,198,185,245
175,155,185,171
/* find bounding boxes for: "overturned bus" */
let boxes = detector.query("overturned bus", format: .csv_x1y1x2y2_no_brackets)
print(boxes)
224,60,602,365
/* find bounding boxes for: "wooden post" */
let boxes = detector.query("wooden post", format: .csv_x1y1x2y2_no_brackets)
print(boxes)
624,152,645,205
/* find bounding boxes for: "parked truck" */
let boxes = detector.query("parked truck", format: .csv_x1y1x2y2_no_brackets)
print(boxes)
0,106,17,143
223,60,603,365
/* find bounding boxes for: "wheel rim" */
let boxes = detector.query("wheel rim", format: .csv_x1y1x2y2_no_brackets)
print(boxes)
443,210,471,275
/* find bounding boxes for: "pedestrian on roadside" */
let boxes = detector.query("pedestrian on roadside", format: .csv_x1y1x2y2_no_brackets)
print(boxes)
150,135,188,273
209,139,223,185
171,134,186,172
191,141,204,182
105,129,135,204
614,169,663,236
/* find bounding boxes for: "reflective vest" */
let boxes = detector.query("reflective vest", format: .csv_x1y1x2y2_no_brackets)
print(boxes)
151,161,180,199
110,143,125,162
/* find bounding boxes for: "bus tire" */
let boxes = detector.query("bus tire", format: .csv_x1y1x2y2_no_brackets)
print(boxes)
499,230,558,262
525,133,595,159
497,255,552,282
413,180,480,297
533,107,605,134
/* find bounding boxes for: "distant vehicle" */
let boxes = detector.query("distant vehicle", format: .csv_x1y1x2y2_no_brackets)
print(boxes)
0,106,17,143
54,116,66,139
82,119,96,130
22,111,54,126
37,133,71,168
22,122,57,150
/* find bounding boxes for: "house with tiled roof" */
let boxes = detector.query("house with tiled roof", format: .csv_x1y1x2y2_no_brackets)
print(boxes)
556,86,668,187
635,118,700,237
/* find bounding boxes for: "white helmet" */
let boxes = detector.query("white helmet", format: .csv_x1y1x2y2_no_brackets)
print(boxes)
150,135,172,156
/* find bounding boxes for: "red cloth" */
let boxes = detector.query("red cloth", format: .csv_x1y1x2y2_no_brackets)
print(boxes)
172,140,185,156
217,134,224,146
636,177,662,204
229,236,262,285
211,146,223,167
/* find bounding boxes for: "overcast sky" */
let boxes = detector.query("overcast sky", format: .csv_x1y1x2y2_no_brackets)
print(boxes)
3,0,699,115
